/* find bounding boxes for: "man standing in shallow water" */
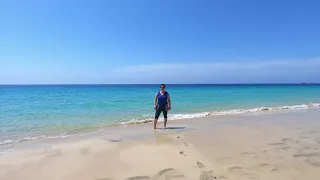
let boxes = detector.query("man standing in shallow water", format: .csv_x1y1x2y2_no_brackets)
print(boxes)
154,84,171,129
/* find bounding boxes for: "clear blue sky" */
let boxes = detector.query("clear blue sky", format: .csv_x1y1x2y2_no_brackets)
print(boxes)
1,0,319,84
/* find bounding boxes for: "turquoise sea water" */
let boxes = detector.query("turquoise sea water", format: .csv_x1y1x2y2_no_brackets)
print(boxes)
1,84,320,146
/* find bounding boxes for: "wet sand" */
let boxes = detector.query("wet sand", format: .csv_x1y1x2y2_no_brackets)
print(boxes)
0,109,320,180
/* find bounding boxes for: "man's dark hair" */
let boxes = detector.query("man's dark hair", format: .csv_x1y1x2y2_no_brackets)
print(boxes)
160,84,166,88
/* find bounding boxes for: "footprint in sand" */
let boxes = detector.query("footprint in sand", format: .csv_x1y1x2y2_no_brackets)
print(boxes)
305,159,320,167
154,168,185,179
261,149,272,153
292,152,320,158
281,138,293,142
126,169,185,180
257,163,269,168
197,161,205,169
109,139,121,142
268,142,287,146
299,136,309,139
240,151,257,158
184,142,188,147
239,172,260,180
228,166,243,172
280,146,291,150
228,166,260,180
256,163,279,172
179,151,187,156
177,135,188,147
268,142,291,151
200,170,218,180
126,176,151,180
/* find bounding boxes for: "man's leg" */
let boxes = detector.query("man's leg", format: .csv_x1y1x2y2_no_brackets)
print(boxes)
154,118,158,129
154,107,161,129
163,108,168,129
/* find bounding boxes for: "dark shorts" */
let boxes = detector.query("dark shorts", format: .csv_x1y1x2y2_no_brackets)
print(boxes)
155,106,167,119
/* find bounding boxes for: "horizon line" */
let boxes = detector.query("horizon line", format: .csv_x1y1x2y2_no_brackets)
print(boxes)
1,83,319,86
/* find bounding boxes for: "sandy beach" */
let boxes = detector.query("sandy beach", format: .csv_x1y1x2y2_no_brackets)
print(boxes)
2,0,320,179
1,109,320,180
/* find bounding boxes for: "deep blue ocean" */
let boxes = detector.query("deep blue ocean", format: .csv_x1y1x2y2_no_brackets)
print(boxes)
1,84,320,146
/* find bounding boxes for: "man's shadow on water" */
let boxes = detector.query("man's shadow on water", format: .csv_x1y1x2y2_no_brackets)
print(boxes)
157,127,186,130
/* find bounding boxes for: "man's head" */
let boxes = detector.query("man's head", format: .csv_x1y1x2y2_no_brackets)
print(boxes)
160,84,166,90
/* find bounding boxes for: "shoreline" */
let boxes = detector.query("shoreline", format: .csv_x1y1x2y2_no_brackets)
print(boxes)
1,102,320,152
1,109,320,179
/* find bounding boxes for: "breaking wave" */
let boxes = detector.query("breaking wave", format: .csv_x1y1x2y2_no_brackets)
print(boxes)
119,102,320,125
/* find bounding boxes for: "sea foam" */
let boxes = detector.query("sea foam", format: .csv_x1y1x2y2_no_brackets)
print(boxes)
0,135,68,146
120,102,320,125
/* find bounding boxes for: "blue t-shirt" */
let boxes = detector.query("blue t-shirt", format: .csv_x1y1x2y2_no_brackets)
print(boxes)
157,91,169,107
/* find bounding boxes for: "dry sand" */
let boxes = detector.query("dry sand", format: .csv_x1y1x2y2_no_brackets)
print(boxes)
185,110,320,180
0,133,219,180
1,109,320,180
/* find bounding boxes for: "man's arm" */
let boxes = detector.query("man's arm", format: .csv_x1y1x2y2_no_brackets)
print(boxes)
154,93,158,109
167,93,171,110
